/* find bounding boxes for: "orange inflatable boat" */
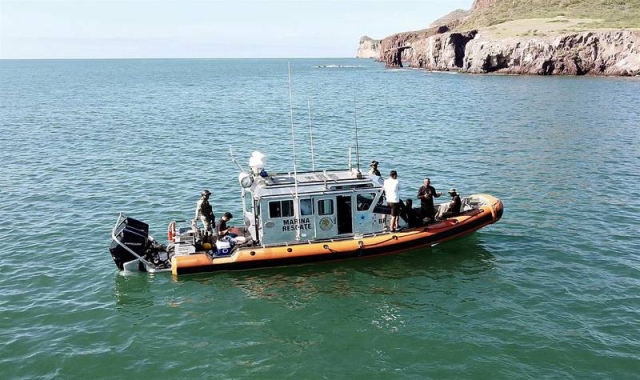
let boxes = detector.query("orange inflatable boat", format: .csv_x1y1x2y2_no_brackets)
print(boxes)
109,152,503,276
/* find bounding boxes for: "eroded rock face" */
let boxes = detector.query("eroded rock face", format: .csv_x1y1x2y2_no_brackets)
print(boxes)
463,31,640,76
405,31,478,70
378,25,454,67
356,36,381,59
379,29,640,76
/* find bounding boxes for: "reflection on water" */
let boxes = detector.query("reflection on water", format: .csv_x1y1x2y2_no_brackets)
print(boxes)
356,234,496,279
110,233,497,323
3,58,640,379
113,273,154,309
170,233,496,302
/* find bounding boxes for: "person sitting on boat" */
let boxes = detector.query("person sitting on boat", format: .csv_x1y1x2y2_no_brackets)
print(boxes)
400,198,421,228
438,189,462,220
417,178,442,224
195,190,215,237
383,170,401,232
369,160,382,177
216,212,237,244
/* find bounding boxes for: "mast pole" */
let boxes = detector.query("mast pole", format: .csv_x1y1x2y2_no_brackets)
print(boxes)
308,99,315,172
288,62,301,241
354,94,362,177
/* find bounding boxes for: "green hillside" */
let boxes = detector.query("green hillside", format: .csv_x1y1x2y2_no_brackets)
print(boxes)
456,0,640,31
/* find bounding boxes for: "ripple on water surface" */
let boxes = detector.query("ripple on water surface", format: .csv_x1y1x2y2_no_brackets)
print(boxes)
1,59,639,379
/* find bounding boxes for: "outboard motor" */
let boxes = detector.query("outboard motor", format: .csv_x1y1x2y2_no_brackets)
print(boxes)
110,216,150,270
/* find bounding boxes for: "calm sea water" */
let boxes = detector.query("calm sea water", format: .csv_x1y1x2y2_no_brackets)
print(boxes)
1,58,639,379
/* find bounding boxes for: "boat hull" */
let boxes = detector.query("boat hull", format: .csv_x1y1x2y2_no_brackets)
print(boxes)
172,194,503,275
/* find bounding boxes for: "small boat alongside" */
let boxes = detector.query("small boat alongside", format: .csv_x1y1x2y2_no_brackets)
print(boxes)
109,151,503,276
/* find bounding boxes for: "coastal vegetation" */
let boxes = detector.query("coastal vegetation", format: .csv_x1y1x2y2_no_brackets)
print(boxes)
360,0,640,76
456,0,640,31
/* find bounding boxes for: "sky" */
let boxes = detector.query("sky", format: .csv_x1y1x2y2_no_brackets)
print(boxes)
0,0,473,59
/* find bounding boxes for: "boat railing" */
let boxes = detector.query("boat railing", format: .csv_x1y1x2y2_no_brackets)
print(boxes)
112,211,127,234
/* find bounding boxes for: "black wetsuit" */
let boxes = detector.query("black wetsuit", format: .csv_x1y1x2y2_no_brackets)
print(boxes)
400,202,422,228
417,185,440,222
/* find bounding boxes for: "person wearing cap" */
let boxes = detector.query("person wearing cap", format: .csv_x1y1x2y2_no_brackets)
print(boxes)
383,170,401,232
195,189,215,236
417,178,442,223
369,160,382,177
438,188,462,220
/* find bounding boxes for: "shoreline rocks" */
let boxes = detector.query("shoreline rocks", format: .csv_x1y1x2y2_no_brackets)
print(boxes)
357,29,640,76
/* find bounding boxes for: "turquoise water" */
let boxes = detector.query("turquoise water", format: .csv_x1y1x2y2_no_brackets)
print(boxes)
1,58,639,379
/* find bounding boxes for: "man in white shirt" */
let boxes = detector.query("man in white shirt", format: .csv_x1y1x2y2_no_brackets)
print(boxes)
383,170,400,232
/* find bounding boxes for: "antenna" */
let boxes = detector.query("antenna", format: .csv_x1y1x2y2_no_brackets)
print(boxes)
308,99,316,172
229,146,246,172
353,94,362,178
288,62,301,241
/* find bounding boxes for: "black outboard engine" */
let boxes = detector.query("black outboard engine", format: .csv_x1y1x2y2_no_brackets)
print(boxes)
110,216,150,270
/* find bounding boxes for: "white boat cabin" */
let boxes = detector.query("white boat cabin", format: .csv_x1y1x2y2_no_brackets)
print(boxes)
239,167,388,246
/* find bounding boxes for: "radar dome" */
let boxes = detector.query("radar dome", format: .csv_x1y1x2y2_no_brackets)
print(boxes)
249,151,266,175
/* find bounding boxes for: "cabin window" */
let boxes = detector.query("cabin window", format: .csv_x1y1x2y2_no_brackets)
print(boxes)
269,200,294,218
300,199,313,216
357,193,376,211
244,191,253,213
317,199,334,215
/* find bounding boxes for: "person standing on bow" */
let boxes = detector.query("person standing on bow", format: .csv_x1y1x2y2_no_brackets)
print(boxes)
383,170,401,232
417,178,442,224
195,189,215,237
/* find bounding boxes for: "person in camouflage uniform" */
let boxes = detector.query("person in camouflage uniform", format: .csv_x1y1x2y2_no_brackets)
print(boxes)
195,190,215,237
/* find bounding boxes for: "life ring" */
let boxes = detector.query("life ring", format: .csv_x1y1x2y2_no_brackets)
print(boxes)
167,221,176,242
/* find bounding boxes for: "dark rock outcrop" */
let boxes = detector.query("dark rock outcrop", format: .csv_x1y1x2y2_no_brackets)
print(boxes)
378,24,464,68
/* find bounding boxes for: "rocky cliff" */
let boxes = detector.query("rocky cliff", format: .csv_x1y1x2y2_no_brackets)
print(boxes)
356,0,640,76
355,36,381,59
463,31,640,75
383,29,640,76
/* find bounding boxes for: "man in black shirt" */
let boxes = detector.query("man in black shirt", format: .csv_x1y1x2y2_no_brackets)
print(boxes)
216,212,234,238
417,178,442,223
